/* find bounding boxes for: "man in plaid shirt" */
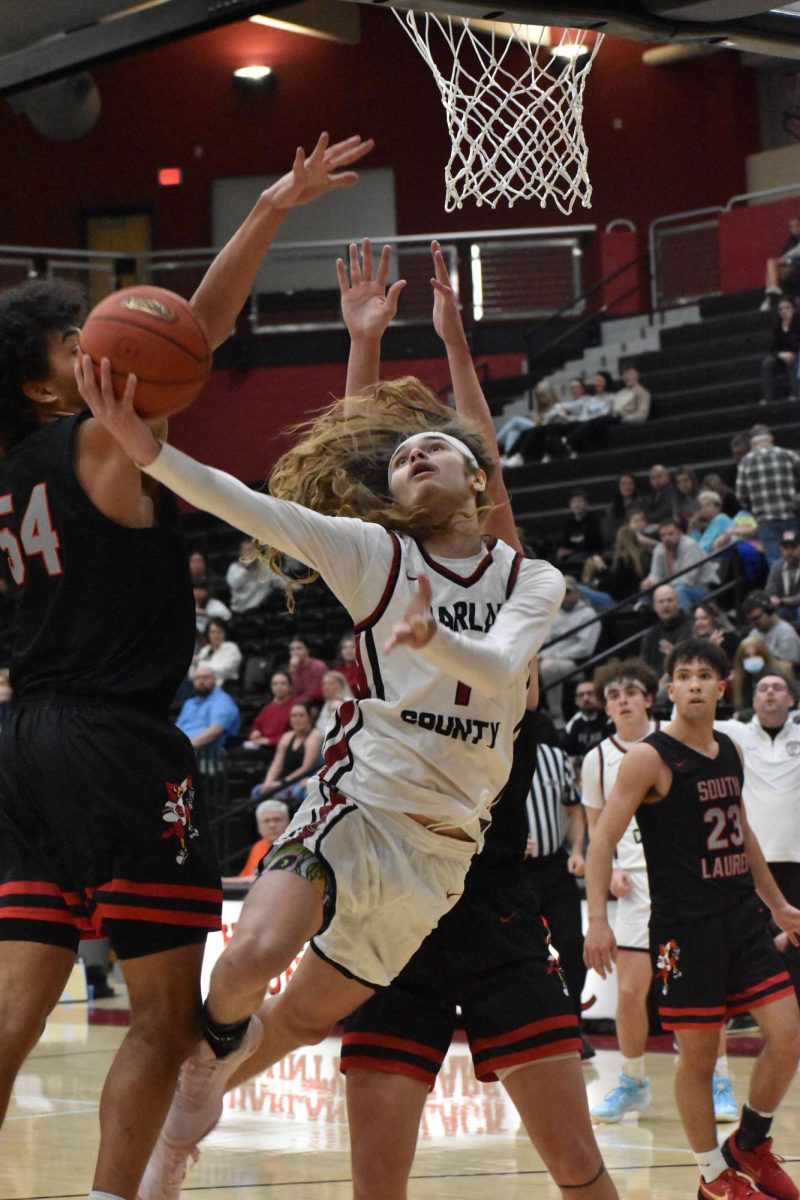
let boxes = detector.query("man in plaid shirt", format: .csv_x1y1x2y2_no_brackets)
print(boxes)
736,425,800,565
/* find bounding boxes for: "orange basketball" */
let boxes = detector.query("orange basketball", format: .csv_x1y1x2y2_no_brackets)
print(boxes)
80,285,211,418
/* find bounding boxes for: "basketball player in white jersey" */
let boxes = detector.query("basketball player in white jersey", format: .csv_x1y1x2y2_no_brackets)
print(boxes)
583,658,738,1124
78,269,564,1196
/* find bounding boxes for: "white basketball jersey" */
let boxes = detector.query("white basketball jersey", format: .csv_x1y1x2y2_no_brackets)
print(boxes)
582,722,660,871
319,534,530,830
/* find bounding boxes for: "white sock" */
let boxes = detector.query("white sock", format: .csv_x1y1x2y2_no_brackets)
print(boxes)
695,1148,727,1183
622,1055,647,1083
88,1192,125,1200
715,1055,730,1078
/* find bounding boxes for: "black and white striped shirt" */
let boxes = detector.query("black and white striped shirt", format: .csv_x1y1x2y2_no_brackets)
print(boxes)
526,742,580,858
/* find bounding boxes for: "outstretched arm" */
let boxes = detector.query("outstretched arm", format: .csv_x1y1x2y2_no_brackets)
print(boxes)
430,241,519,552
192,133,374,350
338,239,406,398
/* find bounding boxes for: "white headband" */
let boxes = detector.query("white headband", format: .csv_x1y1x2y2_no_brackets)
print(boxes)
388,432,479,483
603,676,649,699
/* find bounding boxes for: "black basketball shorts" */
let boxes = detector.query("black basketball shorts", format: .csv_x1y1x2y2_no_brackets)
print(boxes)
0,700,222,958
340,873,581,1086
650,894,794,1032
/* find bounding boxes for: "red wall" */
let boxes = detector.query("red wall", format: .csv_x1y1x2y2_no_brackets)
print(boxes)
168,352,526,486
0,12,760,248
718,196,800,293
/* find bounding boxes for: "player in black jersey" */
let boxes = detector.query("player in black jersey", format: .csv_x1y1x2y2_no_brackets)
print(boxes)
0,133,373,1200
585,638,800,1200
341,671,617,1200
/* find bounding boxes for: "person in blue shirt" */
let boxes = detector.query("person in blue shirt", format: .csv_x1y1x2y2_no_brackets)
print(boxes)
690,490,732,554
176,662,240,753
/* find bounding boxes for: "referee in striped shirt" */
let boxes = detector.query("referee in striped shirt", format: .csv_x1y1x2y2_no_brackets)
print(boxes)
509,707,591,1055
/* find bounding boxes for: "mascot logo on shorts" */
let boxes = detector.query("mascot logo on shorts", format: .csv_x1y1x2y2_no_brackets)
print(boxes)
542,917,570,997
162,776,199,865
656,938,682,996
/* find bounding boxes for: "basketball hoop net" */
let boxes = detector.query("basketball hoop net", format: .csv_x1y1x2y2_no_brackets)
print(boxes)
393,10,602,213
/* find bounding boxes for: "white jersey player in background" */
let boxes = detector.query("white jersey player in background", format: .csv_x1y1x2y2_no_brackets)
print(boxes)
77,242,564,1196
582,658,738,1124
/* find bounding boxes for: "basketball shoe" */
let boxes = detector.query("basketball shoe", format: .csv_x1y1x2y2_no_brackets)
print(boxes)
722,1134,800,1200
698,1168,771,1199
590,1072,651,1122
713,1073,740,1123
138,1015,263,1200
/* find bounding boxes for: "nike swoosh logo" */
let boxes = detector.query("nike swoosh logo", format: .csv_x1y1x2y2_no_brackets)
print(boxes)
675,760,687,767
446,891,462,899
499,911,518,924
406,573,418,581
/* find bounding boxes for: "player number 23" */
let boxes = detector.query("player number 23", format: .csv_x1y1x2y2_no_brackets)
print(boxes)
703,804,744,852
0,484,62,585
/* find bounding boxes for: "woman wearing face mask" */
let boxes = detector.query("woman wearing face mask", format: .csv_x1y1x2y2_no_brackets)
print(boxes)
732,636,796,713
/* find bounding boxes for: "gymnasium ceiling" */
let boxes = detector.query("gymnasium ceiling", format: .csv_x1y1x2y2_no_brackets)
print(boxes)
0,0,799,99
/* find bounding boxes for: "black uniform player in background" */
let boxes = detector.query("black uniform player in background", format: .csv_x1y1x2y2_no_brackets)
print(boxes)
340,672,618,1200
585,639,800,1200
0,133,373,1200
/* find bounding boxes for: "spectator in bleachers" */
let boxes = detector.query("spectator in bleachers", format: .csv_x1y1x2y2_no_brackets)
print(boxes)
641,517,717,610
639,584,693,676
189,549,224,597
688,490,732,554
538,578,601,727
563,374,616,457
700,470,740,518
229,800,291,883
642,463,675,532
176,662,240,753
735,424,800,565
692,600,741,661
226,539,283,613
193,581,231,640
612,364,651,425
602,472,640,544
761,297,800,403
244,671,294,752
250,702,323,810
591,370,614,398
315,670,353,735
497,384,560,466
672,468,700,529
191,618,242,687
555,491,604,569
731,635,794,713
742,590,800,669
564,679,613,764
288,637,327,705
760,215,800,310
767,529,800,621
711,510,769,594
582,520,652,603
334,634,360,693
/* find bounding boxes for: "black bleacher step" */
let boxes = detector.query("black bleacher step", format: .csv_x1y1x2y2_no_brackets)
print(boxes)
640,353,763,392
660,308,772,349
699,289,764,319
635,329,769,374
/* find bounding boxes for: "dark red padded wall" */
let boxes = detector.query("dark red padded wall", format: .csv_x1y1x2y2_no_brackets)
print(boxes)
0,11,760,249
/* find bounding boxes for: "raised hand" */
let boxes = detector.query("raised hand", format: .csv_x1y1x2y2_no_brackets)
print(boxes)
337,238,406,342
384,575,436,652
265,133,374,212
75,354,160,466
430,239,466,347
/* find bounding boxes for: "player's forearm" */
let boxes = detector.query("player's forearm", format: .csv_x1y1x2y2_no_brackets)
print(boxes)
344,338,381,404
191,194,287,351
565,804,587,856
585,834,615,922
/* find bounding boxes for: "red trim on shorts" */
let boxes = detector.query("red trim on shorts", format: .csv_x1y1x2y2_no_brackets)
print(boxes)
470,1013,576,1053
97,903,222,928
0,905,88,926
727,973,790,1003
728,985,795,1016
0,880,82,904
341,1031,445,1061
476,1037,583,1081
339,1055,436,1085
659,1005,726,1017
100,879,222,902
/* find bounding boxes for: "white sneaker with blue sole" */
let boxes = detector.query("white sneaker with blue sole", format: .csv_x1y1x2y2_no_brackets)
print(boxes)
590,1073,651,1123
